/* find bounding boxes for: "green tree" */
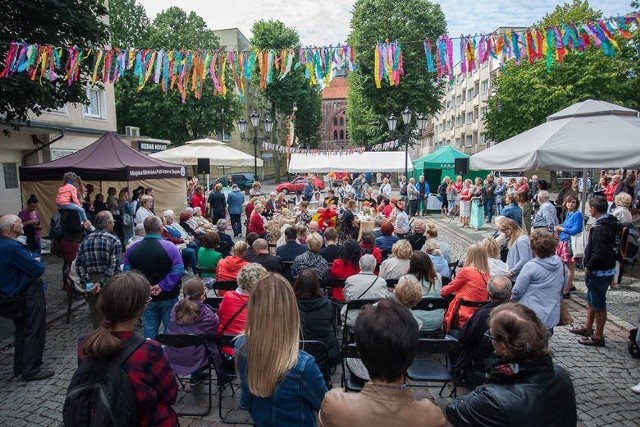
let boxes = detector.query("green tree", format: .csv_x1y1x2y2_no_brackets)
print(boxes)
250,20,323,148
108,0,149,48
484,0,640,142
347,0,447,145
111,6,241,144
0,0,108,125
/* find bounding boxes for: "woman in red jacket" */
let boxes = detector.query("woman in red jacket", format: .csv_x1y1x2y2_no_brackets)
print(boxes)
441,244,490,331
328,240,362,301
190,185,206,213
247,202,267,238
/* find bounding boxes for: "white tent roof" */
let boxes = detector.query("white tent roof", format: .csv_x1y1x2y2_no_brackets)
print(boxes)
470,100,640,172
149,138,263,167
288,151,413,173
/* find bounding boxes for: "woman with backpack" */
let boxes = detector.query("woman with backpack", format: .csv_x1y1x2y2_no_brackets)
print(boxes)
71,272,178,426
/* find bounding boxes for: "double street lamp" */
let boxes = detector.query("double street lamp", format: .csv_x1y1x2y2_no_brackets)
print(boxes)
237,111,274,178
387,107,428,177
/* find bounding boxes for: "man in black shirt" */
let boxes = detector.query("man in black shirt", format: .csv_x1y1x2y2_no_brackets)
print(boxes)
251,239,283,273
319,227,340,263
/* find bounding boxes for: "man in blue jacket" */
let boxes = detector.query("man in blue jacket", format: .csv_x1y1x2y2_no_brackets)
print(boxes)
416,175,430,216
0,215,52,381
227,184,245,238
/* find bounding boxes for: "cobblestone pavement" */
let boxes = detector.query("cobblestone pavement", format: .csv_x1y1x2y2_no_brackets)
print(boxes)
2,204,639,426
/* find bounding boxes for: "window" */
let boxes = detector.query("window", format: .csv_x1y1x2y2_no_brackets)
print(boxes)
466,112,474,124
82,88,104,118
481,79,490,93
220,130,230,142
480,106,488,118
456,115,463,127
333,130,338,140
456,95,462,106
3,163,18,189
333,117,338,126
461,91,466,102
448,120,453,130
340,130,344,140
446,100,452,110
467,89,474,99
339,117,344,126
479,133,487,145
465,135,473,147
455,137,461,147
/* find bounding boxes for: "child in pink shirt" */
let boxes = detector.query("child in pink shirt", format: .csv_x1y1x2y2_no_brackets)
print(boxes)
56,172,92,228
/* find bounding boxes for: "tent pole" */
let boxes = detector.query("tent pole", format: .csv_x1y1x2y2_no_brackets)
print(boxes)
581,168,588,214
207,173,210,193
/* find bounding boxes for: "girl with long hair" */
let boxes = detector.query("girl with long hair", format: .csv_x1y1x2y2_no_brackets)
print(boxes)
77,272,178,426
236,273,328,426
495,216,532,281
441,244,490,331
553,195,583,298
166,278,221,381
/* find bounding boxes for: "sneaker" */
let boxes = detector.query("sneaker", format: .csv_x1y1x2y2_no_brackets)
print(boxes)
631,383,640,394
22,369,55,381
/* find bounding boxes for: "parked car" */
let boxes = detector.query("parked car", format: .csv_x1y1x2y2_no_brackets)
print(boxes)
276,175,325,194
209,172,256,192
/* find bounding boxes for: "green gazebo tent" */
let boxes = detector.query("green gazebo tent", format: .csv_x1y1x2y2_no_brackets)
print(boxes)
411,146,488,192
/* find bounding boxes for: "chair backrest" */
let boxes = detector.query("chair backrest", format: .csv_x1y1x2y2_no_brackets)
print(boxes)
214,281,238,292
380,249,391,261
415,336,459,355
459,298,490,309
203,296,223,311
345,298,379,312
385,278,399,289
156,333,208,348
330,278,346,290
412,297,449,312
218,333,240,349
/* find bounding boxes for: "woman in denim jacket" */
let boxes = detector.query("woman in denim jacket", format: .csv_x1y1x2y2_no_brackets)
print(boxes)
235,273,327,426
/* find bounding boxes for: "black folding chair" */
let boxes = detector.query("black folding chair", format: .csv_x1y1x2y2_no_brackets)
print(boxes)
412,297,449,338
216,334,252,424
341,298,380,344
300,340,332,388
213,280,238,296
328,278,347,325
385,278,399,289
450,298,491,332
448,260,461,278
406,335,460,397
282,260,295,282
156,333,214,417
340,343,367,392
203,296,223,312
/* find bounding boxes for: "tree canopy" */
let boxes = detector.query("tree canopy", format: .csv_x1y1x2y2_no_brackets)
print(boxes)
250,19,323,148
347,0,447,145
484,0,640,142
0,0,108,124
109,5,241,144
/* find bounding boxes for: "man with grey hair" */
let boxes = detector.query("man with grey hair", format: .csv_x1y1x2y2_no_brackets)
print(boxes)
75,211,122,328
342,254,389,328
0,214,51,381
455,275,513,387
216,218,234,258
532,190,559,232
251,238,283,273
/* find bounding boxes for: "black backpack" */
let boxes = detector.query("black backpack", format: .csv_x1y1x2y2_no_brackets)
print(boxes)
619,222,639,263
63,336,145,427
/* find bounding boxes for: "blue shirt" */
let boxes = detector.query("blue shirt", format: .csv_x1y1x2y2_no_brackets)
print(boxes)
559,210,583,242
501,203,522,226
227,190,245,215
235,335,327,427
0,236,45,297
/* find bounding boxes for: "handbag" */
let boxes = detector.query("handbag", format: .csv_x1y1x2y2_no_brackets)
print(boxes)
570,231,587,259
558,300,573,326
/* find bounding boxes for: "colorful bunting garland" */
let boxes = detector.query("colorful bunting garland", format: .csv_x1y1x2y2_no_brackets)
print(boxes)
261,141,367,156
0,12,637,96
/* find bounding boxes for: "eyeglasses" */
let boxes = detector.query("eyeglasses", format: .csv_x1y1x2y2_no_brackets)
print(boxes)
484,330,497,341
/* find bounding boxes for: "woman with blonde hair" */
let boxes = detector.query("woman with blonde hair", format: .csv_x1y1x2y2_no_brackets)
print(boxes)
248,202,267,238
236,273,328,426
495,216,532,281
215,241,249,282
379,239,413,280
424,222,451,262
459,179,473,227
480,238,510,277
441,244,490,331
292,233,330,283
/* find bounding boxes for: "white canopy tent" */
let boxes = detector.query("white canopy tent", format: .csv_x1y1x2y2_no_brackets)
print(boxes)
470,100,640,172
150,138,264,167
288,151,413,173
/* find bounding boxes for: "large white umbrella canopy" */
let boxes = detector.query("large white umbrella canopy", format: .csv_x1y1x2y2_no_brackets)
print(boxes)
149,138,264,167
470,100,640,172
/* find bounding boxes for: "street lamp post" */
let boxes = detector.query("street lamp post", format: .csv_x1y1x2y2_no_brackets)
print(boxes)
387,107,428,178
237,111,274,179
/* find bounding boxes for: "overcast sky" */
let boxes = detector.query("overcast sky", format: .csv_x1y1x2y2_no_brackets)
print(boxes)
138,0,633,47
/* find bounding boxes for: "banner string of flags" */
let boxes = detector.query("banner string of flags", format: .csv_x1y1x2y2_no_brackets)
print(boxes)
261,141,367,156
370,139,401,151
0,12,637,97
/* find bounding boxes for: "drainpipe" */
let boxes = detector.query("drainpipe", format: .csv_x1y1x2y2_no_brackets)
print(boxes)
22,128,64,165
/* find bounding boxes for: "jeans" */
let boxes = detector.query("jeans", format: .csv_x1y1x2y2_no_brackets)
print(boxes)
230,214,242,236
484,199,495,222
496,201,504,215
420,195,428,214
182,247,198,272
143,297,178,339
409,200,418,216
58,203,88,222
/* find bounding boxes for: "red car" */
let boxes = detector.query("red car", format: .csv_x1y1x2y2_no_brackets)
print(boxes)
276,176,325,194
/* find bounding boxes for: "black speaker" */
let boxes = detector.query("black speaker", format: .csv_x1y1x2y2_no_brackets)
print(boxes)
197,158,210,174
454,158,469,175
